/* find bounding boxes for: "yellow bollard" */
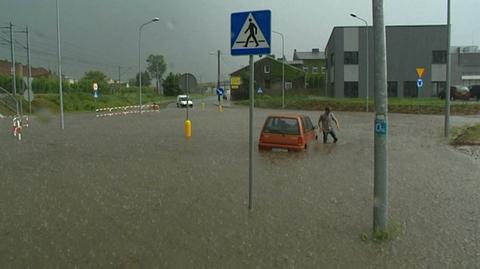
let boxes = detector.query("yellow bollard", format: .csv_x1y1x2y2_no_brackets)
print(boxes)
218,105,224,112
201,102,205,111
185,119,192,138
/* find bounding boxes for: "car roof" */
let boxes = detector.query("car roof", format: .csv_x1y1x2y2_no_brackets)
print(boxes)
267,114,304,119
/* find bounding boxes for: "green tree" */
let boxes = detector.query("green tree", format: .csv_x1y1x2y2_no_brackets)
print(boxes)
135,71,151,87
146,54,166,94
79,70,108,93
162,72,181,96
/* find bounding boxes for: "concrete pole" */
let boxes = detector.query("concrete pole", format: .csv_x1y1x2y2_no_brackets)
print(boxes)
444,0,451,138
248,55,254,210
26,26,32,114
217,49,221,105
365,22,369,112
138,29,143,113
281,34,285,109
372,0,389,233
10,22,19,115
56,0,65,129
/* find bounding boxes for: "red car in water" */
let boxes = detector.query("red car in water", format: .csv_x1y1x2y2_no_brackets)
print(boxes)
259,115,318,151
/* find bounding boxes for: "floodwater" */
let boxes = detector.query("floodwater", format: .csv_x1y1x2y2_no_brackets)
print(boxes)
1,98,479,268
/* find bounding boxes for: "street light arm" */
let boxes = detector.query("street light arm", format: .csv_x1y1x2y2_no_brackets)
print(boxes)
350,14,368,26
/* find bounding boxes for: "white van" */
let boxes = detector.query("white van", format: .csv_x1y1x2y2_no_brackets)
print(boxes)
176,95,193,108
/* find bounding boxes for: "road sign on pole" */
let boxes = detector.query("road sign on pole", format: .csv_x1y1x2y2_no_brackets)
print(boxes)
417,78,424,88
231,10,271,56
231,10,271,210
23,89,34,102
416,68,425,78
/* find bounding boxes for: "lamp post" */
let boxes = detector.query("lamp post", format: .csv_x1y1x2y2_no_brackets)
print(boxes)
350,13,369,112
272,30,285,109
138,17,159,113
56,0,65,128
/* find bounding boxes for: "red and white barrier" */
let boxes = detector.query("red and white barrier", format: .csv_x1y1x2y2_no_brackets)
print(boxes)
95,104,160,118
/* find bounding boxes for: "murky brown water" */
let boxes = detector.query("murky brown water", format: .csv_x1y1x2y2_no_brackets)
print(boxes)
1,100,479,268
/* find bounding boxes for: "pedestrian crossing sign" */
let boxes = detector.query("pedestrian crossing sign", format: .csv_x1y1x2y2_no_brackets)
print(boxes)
231,10,271,56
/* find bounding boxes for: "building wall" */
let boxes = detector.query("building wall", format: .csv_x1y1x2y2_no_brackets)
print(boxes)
230,58,305,99
451,50,480,86
326,25,448,98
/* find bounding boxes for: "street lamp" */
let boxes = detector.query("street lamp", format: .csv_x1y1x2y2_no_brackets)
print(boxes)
272,30,285,109
350,13,369,112
210,50,222,105
138,17,159,113
56,0,65,128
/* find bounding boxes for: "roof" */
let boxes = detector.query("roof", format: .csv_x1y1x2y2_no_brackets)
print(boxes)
287,60,304,65
229,56,305,75
331,24,447,31
293,50,325,60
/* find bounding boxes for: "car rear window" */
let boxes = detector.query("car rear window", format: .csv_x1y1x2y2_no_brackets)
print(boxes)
263,117,300,135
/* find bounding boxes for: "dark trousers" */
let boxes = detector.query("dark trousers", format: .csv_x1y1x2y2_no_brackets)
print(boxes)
323,130,338,143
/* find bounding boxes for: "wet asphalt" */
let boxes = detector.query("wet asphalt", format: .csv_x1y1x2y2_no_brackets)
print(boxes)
1,97,479,268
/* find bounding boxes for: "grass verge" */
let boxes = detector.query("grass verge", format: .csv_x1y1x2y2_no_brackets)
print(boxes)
22,92,177,113
235,95,480,115
451,124,480,146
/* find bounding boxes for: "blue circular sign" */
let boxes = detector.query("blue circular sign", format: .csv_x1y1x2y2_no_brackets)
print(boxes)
417,78,424,88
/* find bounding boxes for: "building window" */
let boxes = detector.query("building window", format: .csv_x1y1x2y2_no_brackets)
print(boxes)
264,65,270,74
432,50,447,64
344,82,358,97
312,66,318,74
330,53,334,66
404,81,418,98
303,66,309,73
344,51,359,65
388,81,398,97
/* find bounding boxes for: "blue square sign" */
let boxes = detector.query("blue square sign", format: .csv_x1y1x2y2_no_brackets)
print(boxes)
231,10,271,56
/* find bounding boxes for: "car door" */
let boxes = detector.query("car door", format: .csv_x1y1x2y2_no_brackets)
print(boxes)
301,116,316,143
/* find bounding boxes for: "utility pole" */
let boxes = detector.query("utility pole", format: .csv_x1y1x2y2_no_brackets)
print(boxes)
444,0,451,138
56,0,65,129
118,65,121,94
26,26,32,114
156,64,159,95
217,49,221,104
10,22,19,115
372,0,389,233
118,66,121,85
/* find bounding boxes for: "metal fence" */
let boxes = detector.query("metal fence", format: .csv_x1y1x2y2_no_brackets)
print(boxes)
0,86,19,116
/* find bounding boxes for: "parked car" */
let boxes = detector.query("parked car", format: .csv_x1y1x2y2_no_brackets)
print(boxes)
176,95,193,108
438,85,470,100
469,85,480,101
259,114,318,151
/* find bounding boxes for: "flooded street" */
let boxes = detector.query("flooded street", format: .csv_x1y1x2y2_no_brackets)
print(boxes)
1,101,479,268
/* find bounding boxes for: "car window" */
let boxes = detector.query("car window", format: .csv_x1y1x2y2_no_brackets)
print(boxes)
263,117,300,135
303,116,314,132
